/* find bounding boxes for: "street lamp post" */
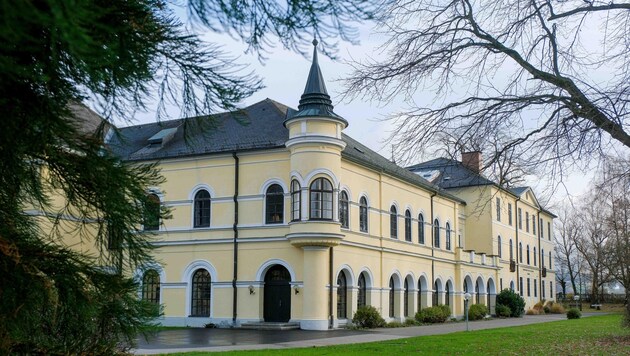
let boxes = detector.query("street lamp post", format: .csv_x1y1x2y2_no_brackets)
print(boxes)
464,292,471,331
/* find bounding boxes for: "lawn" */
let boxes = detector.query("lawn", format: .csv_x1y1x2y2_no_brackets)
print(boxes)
172,314,630,355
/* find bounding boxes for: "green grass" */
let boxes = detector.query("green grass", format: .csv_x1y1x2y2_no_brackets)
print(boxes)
170,314,630,355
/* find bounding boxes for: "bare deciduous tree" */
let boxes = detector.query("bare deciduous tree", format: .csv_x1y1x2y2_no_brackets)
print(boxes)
344,0,630,178
555,207,583,296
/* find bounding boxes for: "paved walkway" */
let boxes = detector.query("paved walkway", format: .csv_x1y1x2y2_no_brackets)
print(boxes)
134,313,600,354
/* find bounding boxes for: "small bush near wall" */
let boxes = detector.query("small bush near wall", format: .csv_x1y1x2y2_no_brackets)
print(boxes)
415,306,450,323
495,304,511,318
352,306,386,328
467,304,488,320
533,301,545,314
496,289,525,317
550,303,566,314
525,308,538,315
567,308,582,319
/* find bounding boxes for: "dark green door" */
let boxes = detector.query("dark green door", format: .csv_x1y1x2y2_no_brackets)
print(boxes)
264,265,291,322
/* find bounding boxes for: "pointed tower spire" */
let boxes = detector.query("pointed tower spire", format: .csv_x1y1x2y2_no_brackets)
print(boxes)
285,39,347,127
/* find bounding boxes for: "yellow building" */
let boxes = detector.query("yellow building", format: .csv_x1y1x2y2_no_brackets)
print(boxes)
109,40,555,329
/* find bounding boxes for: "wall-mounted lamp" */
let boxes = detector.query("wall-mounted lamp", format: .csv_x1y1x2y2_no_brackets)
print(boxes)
249,285,255,295
294,285,300,295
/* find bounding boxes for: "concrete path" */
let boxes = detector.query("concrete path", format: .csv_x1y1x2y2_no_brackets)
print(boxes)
134,313,600,354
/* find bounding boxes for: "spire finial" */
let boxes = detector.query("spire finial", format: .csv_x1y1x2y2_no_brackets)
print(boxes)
312,38,318,47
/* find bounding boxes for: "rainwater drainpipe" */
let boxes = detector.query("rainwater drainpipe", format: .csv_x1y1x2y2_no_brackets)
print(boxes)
537,210,541,303
430,192,437,297
232,152,239,326
329,247,334,329
515,197,520,295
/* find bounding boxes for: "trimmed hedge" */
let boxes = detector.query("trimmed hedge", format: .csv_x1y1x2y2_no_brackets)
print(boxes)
352,305,385,328
467,304,488,320
415,305,451,323
496,289,525,317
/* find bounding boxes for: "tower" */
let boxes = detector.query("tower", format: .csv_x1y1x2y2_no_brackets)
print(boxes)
284,39,348,330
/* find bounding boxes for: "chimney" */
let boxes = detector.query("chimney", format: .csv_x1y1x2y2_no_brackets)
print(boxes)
461,151,482,174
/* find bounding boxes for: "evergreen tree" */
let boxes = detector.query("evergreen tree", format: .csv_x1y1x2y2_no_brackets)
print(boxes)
0,0,375,353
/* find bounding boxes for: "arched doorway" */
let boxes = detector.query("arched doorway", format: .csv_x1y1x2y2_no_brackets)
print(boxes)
264,265,291,322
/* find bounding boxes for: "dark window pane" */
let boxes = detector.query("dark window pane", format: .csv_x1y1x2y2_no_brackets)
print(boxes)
194,190,211,228
191,269,211,316
265,184,284,224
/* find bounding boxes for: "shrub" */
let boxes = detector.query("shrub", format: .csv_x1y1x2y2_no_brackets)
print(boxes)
495,304,511,318
496,289,525,317
525,308,539,315
467,304,488,320
352,306,386,328
385,321,404,328
404,318,419,326
543,306,551,314
533,301,545,314
567,308,581,319
544,300,554,309
550,303,566,314
415,306,450,323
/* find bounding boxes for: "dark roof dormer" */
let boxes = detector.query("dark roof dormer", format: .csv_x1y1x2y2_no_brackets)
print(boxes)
285,39,348,127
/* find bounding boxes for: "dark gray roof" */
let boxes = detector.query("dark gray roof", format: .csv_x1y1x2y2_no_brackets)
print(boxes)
284,39,347,126
108,99,290,161
407,158,495,189
341,137,466,204
108,99,464,204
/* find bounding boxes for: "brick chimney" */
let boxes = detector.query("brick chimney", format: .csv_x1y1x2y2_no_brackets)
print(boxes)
461,151,482,174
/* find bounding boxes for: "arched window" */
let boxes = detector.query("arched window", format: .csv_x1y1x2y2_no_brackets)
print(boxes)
404,279,409,317
359,197,368,232
549,251,552,269
191,269,211,316
291,180,301,221
445,222,451,250
510,281,515,291
445,283,450,306
526,244,530,265
339,191,349,229
417,278,423,311
433,219,440,248
142,269,160,304
144,193,160,231
463,280,469,294
418,213,425,244
389,277,395,317
475,280,481,304
433,281,439,306
265,184,284,224
337,272,347,318
193,190,211,227
519,242,523,263
542,248,545,267
509,239,514,260
390,206,398,239
357,273,367,309
404,210,412,242
498,236,502,258
309,178,333,220
533,247,537,266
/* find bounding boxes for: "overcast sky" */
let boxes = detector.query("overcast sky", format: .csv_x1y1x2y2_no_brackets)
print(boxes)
131,19,594,208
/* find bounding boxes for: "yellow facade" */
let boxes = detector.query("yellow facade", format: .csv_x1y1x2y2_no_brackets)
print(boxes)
111,43,557,329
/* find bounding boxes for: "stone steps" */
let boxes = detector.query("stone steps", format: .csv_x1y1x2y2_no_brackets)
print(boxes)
240,322,301,330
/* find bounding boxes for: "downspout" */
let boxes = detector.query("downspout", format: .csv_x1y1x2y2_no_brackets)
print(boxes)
232,152,239,326
379,170,384,314
537,210,541,303
430,192,437,298
515,197,520,295
329,247,334,329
